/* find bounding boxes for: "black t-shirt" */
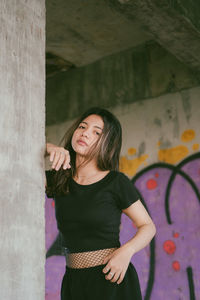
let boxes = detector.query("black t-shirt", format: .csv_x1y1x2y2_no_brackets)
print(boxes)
45,170,139,253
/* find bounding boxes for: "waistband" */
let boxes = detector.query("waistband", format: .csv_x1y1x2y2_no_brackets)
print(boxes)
65,247,118,269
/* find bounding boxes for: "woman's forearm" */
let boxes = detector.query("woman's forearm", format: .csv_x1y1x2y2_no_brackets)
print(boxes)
121,222,156,257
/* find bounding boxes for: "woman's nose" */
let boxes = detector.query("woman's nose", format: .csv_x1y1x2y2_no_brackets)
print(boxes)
82,129,90,137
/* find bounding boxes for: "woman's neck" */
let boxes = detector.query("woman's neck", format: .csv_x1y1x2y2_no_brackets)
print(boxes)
75,157,101,177
74,156,109,185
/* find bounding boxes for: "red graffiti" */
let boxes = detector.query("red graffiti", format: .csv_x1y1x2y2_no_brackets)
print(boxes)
51,200,55,208
146,179,157,190
173,232,179,238
172,261,180,271
155,173,159,178
163,240,176,254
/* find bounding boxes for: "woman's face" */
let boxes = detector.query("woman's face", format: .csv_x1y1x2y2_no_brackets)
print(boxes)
71,114,104,156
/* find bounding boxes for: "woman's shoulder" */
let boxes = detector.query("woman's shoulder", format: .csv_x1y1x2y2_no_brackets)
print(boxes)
110,171,140,209
106,170,134,190
111,170,132,183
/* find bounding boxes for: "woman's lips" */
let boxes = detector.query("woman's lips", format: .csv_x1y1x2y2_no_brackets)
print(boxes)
77,139,87,146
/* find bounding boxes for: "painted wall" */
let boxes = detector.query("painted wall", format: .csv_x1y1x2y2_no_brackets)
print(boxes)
0,1,46,299
45,86,200,300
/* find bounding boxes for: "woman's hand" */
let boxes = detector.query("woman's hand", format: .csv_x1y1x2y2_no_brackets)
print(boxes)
102,245,133,284
46,143,71,171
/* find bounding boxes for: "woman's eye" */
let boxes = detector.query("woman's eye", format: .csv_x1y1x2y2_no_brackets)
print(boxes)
78,125,85,129
95,131,101,136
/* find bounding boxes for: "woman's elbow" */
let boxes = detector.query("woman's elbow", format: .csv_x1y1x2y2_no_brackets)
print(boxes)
151,222,156,238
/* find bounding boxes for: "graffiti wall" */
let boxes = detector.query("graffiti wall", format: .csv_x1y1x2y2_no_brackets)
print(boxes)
120,152,200,300
45,87,200,300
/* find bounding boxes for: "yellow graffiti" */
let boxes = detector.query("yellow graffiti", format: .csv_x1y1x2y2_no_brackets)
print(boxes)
121,128,197,176
158,145,189,164
181,129,195,142
192,143,199,151
119,154,149,176
127,147,136,156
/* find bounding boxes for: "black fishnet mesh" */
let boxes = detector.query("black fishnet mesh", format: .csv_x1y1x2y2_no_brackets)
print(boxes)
66,248,117,269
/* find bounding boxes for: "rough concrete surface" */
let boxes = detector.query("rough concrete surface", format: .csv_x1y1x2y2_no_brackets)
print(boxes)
0,1,45,299
46,41,200,125
108,0,200,70
46,0,200,72
46,0,150,66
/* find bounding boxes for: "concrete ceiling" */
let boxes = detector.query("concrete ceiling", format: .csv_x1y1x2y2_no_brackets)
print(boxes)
46,0,151,74
46,0,200,76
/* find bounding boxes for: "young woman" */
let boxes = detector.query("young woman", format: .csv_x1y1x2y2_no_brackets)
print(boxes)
45,107,156,300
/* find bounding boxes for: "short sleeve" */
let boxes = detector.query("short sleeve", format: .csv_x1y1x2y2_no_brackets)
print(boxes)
116,172,140,210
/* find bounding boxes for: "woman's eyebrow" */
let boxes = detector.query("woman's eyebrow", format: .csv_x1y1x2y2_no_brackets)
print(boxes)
94,126,103,130
81,121,103,130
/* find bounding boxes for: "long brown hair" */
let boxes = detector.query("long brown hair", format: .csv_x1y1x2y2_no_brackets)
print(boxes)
46,107,122,196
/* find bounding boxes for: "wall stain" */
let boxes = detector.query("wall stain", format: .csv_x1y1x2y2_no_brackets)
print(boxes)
154,118,162,127
138,142,146,156
164,105,179,138
181,90,191,122
158,137,172,149
165,106,175,120
173,110,180,139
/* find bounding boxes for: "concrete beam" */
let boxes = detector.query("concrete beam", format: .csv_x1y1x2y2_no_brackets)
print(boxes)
108,0,200,70
0,1,45,299
46,0,150,67
168,0,200,32
46,42,200,125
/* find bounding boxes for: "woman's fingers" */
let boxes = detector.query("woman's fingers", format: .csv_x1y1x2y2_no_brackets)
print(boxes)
46,144,70,171
102,265,110,274
50,148,70,171
63,151,71,170
52,151,61,169
54,152,66,171
103,262,126,284
105,270,115,280
116,270,125,285
105,269,122,284
49,150,55,163
110,271,121,283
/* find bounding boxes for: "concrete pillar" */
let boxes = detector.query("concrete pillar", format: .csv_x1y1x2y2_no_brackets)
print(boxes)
0,1,45,299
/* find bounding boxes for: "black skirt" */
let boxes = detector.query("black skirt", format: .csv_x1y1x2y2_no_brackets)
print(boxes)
61,262,142,300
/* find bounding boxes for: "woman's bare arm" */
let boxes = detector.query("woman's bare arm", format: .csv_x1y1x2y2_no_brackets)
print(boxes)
121,200,156,256
102,200,156,284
